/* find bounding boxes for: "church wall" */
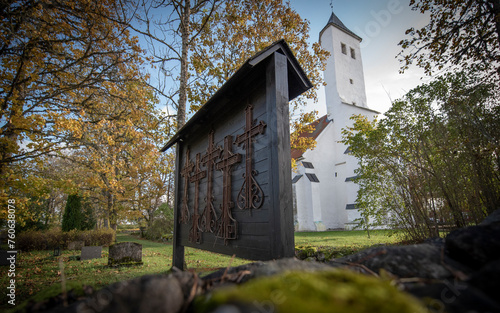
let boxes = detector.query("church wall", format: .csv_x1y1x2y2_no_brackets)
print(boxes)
317,104,377,230
332,104,378,226
293,106,378,231
300,122,346,230
293,170,316,231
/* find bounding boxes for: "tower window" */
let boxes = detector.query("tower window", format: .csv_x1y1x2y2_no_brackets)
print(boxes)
341,43,347,55
350,48,356,59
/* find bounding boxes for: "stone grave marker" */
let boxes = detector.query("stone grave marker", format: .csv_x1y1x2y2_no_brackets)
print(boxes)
68,240,85,250
80,246,102,260
108,242,143,267
161,40,312,269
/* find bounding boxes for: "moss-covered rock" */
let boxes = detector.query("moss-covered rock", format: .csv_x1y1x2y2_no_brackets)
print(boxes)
195,269,427,313
295,246,320,260
296,245,364,261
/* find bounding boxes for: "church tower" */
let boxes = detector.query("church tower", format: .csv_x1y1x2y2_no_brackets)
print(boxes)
291,12,379,231
320,12,368,118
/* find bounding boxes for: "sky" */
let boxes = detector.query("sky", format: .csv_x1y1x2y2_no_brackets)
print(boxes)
288,0,432,115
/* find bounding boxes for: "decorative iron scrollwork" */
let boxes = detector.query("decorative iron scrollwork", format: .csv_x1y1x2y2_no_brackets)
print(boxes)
188,153,206,244
215,135,242,245
200,130,222,233
235,104,266,212
179,148,194,224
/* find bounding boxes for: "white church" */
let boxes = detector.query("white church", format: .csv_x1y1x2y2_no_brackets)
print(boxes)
292,12,379,231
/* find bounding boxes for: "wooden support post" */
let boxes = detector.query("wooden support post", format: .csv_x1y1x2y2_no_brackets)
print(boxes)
173,143,185,270
266,52,295,258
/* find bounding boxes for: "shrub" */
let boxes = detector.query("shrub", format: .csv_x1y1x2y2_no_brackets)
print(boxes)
45,228,65,248
145,217,174,241
17,231,48,251
84,229,115,246
60,229,80,246
17,228,116,251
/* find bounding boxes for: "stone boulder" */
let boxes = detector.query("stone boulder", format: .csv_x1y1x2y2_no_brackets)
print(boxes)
445,224,500,269
45,273,195,313
480,208,500,226
203,257,333,287
332,243,469,279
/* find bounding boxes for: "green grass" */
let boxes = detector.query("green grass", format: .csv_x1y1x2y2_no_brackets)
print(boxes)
295,230,403,258
295,230,401,248
0,230,402,311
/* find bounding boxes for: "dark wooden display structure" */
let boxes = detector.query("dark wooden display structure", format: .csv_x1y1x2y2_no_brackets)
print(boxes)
161,40,312,269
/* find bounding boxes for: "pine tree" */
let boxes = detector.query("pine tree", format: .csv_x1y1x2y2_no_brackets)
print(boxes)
62,194,83,232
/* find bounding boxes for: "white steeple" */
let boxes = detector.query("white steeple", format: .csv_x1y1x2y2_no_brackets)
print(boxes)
320,12,368,119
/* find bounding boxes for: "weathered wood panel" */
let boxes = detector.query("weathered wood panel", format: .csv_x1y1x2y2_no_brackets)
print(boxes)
163,41,312,268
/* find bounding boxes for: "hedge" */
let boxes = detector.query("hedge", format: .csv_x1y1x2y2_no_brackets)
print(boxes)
17,228,115,251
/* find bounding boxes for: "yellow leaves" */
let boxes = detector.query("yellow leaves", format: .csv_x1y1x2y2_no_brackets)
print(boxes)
1,0,171,229
189,0,328,139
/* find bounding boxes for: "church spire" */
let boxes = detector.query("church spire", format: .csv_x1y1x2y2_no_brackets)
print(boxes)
322,11,362,42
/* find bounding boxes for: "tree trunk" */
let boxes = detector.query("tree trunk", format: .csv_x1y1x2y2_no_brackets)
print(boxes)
166,171,172,206
107,191,117,231
177,0,191,131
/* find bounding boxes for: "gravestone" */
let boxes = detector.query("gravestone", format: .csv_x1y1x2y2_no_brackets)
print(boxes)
68,241,85,251
80,246,102,260
108,242,143,267
161,40,312,269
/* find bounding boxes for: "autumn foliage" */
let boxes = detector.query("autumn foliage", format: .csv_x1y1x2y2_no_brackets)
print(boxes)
1,0,328,230
1,0,172,229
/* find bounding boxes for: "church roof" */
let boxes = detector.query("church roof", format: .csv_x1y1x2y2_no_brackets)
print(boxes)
291,114,331,159
320,12,362,42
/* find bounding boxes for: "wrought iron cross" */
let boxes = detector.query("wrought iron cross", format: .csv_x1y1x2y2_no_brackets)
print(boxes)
200,130,222,233
215,135,242,245
179,147,194,224
188,153,206,244
235,104,266,212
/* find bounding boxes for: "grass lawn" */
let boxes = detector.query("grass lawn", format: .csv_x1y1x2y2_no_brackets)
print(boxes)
1,230,402,311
